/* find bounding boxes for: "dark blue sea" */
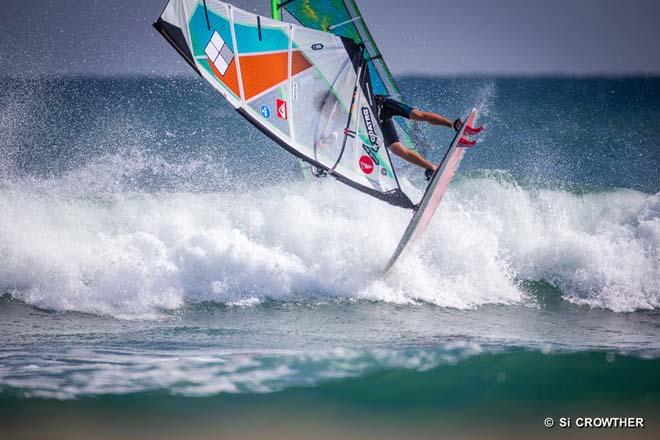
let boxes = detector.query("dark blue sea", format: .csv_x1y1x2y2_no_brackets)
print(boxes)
1,75,659,438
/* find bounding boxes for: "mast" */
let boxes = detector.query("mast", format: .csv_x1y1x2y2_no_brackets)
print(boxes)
271,0,281,20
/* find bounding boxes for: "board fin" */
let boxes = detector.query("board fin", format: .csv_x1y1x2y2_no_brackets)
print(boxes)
464,125,484,136
459,137,477,147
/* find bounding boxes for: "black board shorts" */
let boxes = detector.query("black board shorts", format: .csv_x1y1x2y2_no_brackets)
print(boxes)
380,118,400,147
376,95,413,147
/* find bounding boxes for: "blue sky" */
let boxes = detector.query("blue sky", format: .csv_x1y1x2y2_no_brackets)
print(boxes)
1,0,659,76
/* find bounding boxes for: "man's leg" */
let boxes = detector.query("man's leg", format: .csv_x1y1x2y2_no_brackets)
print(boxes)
410,109,454,129
388,141,436,171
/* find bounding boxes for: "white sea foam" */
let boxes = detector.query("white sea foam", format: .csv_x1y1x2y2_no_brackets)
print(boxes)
1,160,658,317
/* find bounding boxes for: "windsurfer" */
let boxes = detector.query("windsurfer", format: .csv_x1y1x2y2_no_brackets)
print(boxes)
375,95,470,180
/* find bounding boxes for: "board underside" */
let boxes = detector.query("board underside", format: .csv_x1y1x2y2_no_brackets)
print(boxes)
382,108,478,276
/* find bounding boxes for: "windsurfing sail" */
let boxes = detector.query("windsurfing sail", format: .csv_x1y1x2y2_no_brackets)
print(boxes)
271,0,428,156
154,0,414,209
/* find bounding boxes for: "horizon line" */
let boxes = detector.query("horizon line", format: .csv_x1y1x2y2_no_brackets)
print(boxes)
3,72,660,80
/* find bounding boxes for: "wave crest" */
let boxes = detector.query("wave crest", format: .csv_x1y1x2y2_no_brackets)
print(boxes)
1,167,658,317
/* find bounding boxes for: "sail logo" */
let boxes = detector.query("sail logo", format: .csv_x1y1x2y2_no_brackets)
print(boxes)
292,82,298,101
205,31,234,76
361,143,381,167
277,99,288,119
359,155,374,174
361,107,378,146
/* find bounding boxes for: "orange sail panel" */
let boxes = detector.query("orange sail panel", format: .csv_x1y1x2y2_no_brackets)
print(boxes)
207,50,311,102
238,50,311,102
207,57,241,98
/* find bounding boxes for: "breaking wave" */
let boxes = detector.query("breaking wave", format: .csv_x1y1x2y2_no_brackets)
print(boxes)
1,153,658,318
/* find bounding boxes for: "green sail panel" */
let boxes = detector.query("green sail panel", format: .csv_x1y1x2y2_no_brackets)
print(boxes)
274,0,424,154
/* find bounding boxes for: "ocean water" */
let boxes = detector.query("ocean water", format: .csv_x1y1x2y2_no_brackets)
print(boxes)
1,75,660,438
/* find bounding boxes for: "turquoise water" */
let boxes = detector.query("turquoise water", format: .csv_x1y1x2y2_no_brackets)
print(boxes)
1,76,659,437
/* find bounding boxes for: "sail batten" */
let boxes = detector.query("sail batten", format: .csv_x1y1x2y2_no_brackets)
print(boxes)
155,0,414,209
